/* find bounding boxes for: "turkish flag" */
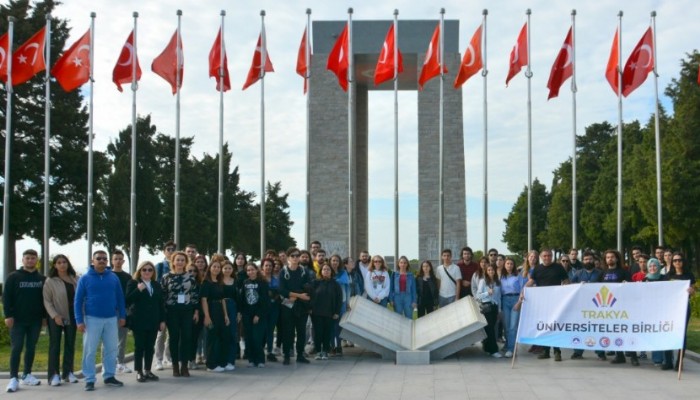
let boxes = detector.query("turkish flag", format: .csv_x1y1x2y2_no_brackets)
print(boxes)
151,30,183,94
112,30,141,92
208,27,230,92
296,27,310,93
0,33,9,83
621,27,654,97
242,30,274,90
454,23,483,89
506,22,528,87
546,27,574,100
12,27,46,86
418,23,446,91
374,23,403,86
51,29,90,92
326,23,349,91
605,28,620,95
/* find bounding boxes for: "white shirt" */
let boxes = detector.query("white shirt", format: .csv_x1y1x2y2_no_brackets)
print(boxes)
437,263,462,298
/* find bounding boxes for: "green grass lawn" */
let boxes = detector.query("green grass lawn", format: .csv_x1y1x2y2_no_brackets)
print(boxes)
686,316,700,354
0,327,135,372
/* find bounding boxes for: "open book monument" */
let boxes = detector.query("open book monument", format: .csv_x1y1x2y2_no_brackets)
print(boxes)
339,296,487,364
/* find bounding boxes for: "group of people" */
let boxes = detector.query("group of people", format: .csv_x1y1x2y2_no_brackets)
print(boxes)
2,242,696,394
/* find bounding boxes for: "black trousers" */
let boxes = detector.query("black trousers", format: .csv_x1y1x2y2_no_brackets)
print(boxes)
205,304,229,369
417,302,435,317
47,318,77,378
242,313,266,365
280,306,307,358
312,315,334,353
132,329,158,372
190,316,204,362
166,305,193,363
481,308,499,354
9,322,42,379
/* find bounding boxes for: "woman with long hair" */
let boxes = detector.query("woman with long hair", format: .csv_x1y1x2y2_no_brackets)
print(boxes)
188,255,208,370
161,251,200,377
663,252,696,370
521,250,541,354
476,264,502,358
240,263,270,368
471,257,488,297
365,255,391,307
416,260,439,317
233,252,247,359
42,254,79,386
261,258,280,362
329,255,349,356
500,257,524,357
221,260,238,370
311,264,342,360
390,256,417,319
125,261,166,382
200,259,230,372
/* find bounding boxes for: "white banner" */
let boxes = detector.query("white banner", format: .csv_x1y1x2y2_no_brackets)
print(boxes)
518,281,690,351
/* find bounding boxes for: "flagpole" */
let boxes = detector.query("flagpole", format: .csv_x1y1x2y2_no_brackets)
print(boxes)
259,10,267,258
2,17,14,274
87,12,96,265
651,10,663,246
438,8,445,252
129,11,139,272
174,9,182,247
217,10,226,254
347,8,355,259
525,9,533,252
616,11,623,252
482,9,488,254
304,8,311,250
571,9,578,249
393,9,399,266
43,15,52,273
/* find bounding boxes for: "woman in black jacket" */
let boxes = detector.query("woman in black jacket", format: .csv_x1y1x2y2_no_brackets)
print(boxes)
416,261,440,317
310,264,342,360
126,261,166,382
240,263,270,368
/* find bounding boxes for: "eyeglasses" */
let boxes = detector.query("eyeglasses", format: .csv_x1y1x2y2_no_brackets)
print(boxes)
289,253,300,258
142,268,154,272
165,247,175,252
672,259,683,262
95,257,108,261
488,253,497,257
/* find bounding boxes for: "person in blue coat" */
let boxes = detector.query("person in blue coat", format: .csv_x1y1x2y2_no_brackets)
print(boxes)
390,256,417,319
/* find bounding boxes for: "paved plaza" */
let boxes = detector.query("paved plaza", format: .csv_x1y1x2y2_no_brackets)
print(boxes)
3,345,698,399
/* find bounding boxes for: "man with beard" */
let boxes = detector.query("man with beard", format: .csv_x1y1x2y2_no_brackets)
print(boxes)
596,250,638,366
456,246,479,297
569,251,603,360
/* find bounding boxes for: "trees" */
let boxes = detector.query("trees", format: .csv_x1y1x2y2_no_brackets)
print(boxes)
502,178,550,254
258,181,296,256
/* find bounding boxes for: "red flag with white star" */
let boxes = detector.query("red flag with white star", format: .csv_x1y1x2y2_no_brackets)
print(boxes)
51,29,91,92
12,27,46,86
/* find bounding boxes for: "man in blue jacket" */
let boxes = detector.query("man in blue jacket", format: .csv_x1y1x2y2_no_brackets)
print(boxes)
75,250,127,391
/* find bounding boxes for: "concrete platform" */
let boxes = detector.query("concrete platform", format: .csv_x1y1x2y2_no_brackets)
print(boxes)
3,345,698,399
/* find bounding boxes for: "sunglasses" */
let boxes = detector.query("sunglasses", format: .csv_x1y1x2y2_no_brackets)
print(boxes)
165,247,175,252
289,253,300,258
95,257,108,261
142,268,154,272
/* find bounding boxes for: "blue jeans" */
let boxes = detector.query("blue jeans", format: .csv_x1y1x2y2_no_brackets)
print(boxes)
439,296,455,307
393,292,413,319
82,316,118,383
651,350,664,364
501,295,520,352
224,299,238,364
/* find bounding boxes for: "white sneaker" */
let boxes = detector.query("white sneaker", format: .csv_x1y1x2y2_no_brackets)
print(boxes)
224,363,235,371
116,363,124,373
121,363,133,373
6,378,19,393
504,351,513,358
50,374,61,387
21,374,40,386
188,361,198,370
207,366,225,373
257,363,265,368
155,361,164,371
66,372,79,383
491,352,503,358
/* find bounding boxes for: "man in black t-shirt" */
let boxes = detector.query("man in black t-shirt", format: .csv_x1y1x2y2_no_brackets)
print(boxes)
522,248,569,362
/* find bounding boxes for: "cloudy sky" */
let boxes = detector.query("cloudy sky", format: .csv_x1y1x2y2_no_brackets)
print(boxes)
4,0,698,272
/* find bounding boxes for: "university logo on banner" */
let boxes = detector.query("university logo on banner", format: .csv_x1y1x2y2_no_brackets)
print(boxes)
518,281,689,351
